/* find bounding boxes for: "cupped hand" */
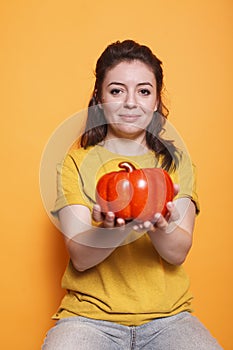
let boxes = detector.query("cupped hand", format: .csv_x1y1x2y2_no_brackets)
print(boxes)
93,184,180,232
92,204,125,228
133,184,180,233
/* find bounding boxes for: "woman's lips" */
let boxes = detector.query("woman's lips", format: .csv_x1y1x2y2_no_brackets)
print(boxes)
119,115,141,122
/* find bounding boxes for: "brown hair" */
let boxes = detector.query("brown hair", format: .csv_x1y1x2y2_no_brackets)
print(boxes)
81,40,178,171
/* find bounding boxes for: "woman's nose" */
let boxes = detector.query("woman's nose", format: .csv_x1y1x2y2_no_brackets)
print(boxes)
124,91,137,108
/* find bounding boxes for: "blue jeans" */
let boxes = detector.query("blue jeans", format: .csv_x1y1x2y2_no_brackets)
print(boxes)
42,312,222,349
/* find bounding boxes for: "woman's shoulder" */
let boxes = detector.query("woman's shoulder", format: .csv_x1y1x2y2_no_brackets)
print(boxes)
175,150,197,174
65,146,96,163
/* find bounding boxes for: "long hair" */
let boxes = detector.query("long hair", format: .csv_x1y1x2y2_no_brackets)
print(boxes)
81,40,179,171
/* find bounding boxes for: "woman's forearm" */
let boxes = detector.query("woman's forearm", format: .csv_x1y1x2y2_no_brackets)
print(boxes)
148,225,192,265
147,200,196,265
65,236,116,272
58,205,130,271
64,226,128,271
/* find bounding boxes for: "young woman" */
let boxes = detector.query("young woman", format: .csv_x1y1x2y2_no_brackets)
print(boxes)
42,40,222,349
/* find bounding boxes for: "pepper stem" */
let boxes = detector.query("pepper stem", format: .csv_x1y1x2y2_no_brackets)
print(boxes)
118,162,136,173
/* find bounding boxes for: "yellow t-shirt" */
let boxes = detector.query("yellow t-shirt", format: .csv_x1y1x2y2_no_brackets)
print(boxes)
52,145,200,326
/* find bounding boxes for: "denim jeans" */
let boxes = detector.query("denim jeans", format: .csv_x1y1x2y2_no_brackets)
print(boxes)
42,312,222,350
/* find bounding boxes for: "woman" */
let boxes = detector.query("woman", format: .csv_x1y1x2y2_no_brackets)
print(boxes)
42,40,222,349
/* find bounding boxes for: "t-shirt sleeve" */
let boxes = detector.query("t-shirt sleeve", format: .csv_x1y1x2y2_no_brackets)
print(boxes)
51,152,93,216
172,152,200,214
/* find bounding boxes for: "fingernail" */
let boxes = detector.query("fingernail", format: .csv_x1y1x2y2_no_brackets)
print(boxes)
144,221,151,229
167,202,173,209
117,218,124,225
107,212,114,220
154,213,161,222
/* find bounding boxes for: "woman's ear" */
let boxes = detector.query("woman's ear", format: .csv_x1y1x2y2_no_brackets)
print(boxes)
95,90,103,109
154,98,160,112
98,102,103,110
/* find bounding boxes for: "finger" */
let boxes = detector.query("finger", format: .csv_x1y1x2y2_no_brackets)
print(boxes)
103,212,115,228
143,220,156,233
173,184,180,197
116,218,125,227
132,220,146,232
154,213,168,230
116,218,125,226
92,204,103,222
166,202,180,222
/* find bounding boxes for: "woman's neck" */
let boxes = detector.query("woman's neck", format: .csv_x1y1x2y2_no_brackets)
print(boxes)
99,136,149,156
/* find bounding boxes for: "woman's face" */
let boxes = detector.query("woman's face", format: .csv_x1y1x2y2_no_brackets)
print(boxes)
100,60,158,141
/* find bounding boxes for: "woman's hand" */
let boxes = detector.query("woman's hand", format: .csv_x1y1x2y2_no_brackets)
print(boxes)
92,204,126,229
93,184,181,234
132,184,180,234
133,201,180,234
131,184,196,265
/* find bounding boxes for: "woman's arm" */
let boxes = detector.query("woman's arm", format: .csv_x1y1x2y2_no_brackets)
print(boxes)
144,198,196,265
58,204,128,272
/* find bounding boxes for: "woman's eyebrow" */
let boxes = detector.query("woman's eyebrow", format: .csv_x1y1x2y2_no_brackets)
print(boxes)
107,82,154,87
107,82,124,87
137,82,154,87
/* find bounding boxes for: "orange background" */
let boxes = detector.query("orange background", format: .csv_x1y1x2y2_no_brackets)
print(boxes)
1,0,232,349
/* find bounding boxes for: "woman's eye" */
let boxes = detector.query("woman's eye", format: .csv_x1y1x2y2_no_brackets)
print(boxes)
110,88,122,95
139,89,151,96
